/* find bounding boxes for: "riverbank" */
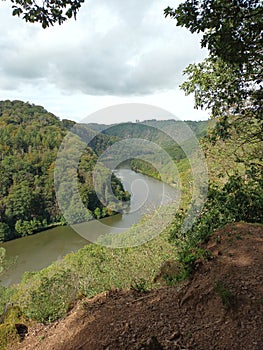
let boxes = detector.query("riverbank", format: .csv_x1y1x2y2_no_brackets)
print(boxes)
0,169,177,286
7,223,263,350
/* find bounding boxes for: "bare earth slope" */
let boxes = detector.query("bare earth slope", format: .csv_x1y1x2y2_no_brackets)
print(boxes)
12,223,263,350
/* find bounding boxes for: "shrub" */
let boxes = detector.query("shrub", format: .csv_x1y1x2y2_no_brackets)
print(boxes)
131,278,148,293
169,173,263,279
0,323,19,350
25,269,78,323
0,305,27,350
0,286,16,316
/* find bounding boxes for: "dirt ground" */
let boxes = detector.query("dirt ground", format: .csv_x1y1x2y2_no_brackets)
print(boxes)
12,222,263,350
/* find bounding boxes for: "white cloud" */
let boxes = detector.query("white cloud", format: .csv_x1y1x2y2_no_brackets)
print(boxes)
0,0,209,122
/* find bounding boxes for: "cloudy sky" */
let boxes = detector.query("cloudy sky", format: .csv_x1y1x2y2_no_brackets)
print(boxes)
0,0,209,123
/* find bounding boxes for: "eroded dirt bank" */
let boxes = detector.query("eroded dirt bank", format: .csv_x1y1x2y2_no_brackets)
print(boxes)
12,223,263,350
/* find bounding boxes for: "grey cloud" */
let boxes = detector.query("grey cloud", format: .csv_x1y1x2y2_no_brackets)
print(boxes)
0,0,206,96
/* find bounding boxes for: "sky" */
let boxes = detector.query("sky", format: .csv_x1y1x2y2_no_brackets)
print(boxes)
0,0,210,124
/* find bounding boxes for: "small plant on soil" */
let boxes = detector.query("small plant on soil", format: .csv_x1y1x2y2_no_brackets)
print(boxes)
214,280,236,309
131,278,148,293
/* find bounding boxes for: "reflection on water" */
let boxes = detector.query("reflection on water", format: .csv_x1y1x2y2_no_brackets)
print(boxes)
0,169,177,286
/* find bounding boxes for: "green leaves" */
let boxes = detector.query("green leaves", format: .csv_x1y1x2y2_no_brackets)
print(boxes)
0,100,130,242
12,8,23,16
26,270,78,323
0,224,12,243
169,171,263,281
165,0,263,65
180,57,243,117
167,1,262,172
11,0,85,28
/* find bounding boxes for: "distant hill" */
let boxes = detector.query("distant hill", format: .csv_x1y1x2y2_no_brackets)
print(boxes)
86,119,210,185
87,119,209,145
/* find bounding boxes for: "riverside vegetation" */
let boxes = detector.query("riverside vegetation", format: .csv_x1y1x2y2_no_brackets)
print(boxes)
0,98,261,348
1,1,262,348
0,100,130,243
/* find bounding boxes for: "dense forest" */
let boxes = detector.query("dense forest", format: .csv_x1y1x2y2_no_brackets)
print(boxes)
0,101,209,244
0,100,129,243
88,119,208,161
87,120,209,186
0,100,209,244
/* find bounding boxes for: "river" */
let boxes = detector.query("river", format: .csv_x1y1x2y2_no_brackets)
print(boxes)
0,168,177,286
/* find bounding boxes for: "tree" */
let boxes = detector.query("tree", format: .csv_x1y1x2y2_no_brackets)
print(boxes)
11,0,85,28
5,181,38,223
165,0,263,169
165,1,262,116
0,223,12,242
165,1,262,65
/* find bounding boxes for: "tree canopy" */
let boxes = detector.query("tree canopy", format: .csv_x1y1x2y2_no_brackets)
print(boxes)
11,0,85,28
165,1,262,65
165,0,262,117
0,100,129,242
165,0,262,171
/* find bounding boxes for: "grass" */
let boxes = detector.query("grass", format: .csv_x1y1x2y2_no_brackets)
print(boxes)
7,219,176,324
214,280,236,309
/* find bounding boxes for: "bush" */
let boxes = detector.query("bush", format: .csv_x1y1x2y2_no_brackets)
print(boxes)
169,173,263,279
131,278,148,293
0,305,27,350
0,286,16,316
0,323,19,350
25,269,78,323
0,224,12,243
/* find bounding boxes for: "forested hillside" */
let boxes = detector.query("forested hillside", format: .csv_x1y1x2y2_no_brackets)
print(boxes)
88,119,208,160
88,119,209,186
0,100,129,242
88,119,208,140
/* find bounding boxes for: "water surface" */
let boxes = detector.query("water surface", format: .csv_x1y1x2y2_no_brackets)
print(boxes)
1,169,176,286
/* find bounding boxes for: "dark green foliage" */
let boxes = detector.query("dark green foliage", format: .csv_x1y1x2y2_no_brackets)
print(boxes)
0,224,12,242
61,119,76,130
131,278,148,293
89,133,119,157
0,100,66,241
165,2,263,286
11,0,85,28
88,120,208,148
88,120,208,185
166,1,262,158
0,100,129,242
165,1,262,65
131,159,161,181
25,270,78,323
